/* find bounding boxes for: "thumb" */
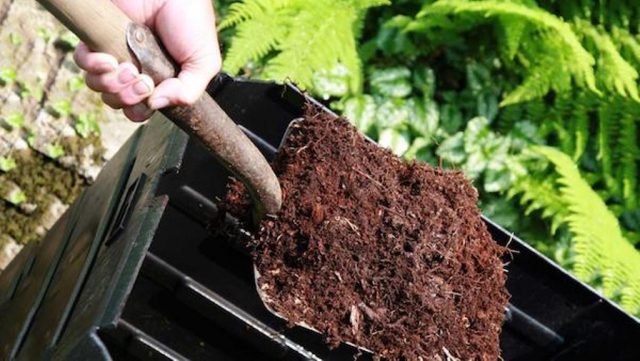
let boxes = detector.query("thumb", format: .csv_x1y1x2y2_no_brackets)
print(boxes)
148,56,220,110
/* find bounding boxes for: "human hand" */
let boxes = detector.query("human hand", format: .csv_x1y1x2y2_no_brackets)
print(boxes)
73,0,221,121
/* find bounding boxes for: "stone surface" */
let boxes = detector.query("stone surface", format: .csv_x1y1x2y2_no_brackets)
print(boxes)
0,0,138,270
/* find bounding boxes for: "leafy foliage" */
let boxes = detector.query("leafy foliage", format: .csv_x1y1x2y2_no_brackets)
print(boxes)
532,146,640,315
220,0,389,92
219,0,640,315
0,157,17,173
74,113,100,138
401,0,598,105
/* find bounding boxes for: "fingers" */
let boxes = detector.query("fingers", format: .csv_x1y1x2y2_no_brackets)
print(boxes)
85,63,138,93
97,72,154,108
123,104,154,122
75,42,156,122
148,52,221,110
148,0,221,109
74,43,118,74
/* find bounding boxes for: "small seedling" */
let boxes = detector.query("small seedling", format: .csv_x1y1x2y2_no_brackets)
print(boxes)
67,76,85,92
18,82,44,101
0,157,17,172
55,31,80,52
9,32,23,46
7,189,27,205
0,67,17,85
3,113,25,130
25,128,37,148
74,113,100,138
37,27,53,42
49,100,73,118
46,143,65,159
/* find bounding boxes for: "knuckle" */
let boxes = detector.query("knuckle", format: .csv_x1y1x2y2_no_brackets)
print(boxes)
118,91,143,107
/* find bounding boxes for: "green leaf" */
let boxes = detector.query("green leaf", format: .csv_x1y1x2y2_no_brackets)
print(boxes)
375,98,410,128
375,19,417,57
18,83,44,101
463,117,490,152
497,15,528,60
0,157,17,172
46,143,65,159
74,113,100,138
7,189,27,205
484,167,512,193
369,67,412,98
67,76,85,92
343,95,377,132
0,67,17,85
55,30,80,51
37,27,52,42
412,67,436,97
407,97,439,138
436,132,465,164
49,100,73,118
9,32,22,46
404,137,435,164
312,64,350,99
378,128,411,156
464,151,489,179
4,113,25,130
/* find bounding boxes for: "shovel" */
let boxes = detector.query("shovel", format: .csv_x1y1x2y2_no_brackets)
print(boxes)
37,0,371,356
37,0,281,224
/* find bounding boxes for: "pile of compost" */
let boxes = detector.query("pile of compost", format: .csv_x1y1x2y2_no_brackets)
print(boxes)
225,107,508,360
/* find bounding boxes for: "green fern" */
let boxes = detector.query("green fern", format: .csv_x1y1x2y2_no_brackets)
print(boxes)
220,0,389,92
595,95,619,192
618,107,639,209
534,146,640,315
574,19,639,100
508,173,567,234
404,0,597,105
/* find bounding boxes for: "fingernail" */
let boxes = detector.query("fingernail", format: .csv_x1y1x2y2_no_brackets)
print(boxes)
133,77,153,96
130,103,153,120
118,68,136,83
96,60,118,73
149,97,170,110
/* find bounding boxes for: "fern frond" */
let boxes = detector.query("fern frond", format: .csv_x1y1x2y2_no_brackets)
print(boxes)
535,146,640,316
262,1,355,90
596,96,620,193
570,92,591,161
413,0,597,105
223,13,289,74
496,14,528,60
508,174,567,234
618,107,639,209
575,20,640,100
612,26,640,68
221,0,388,92
219,0,293,29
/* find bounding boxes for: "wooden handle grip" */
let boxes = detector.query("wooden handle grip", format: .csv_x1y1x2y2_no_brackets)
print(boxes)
36,0,283,221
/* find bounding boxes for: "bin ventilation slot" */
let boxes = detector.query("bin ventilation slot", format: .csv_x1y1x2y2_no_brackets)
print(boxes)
171,185,220,225
101,320,188,361
141,252,322,361
105,175,146,247
504,304,564,350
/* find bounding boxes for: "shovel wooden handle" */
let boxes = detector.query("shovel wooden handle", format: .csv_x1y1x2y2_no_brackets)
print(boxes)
37,0,282,221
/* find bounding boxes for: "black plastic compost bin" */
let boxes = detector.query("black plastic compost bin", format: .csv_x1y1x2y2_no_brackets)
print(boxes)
1,75,639,361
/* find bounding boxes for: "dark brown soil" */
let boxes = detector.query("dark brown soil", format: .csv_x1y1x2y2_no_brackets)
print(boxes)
225,106,508,360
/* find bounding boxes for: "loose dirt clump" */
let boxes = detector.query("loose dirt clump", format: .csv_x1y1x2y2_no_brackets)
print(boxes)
226,106,508,360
